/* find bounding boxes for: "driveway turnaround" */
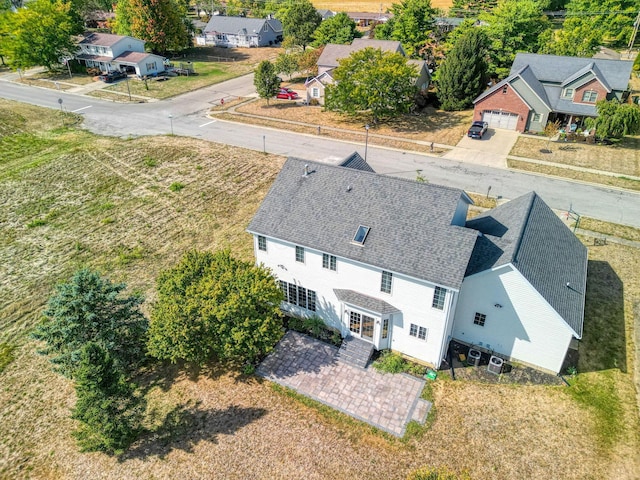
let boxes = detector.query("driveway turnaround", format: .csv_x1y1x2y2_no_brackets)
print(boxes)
257,331,431,437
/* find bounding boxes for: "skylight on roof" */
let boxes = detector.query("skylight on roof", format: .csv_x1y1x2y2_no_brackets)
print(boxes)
352,225,370,245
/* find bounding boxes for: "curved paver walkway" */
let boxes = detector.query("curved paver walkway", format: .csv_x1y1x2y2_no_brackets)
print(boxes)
257,331,430,437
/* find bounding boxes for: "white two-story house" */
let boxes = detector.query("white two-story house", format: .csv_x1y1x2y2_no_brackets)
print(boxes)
76,33,166,77
248,157,588,375
249,157,480,368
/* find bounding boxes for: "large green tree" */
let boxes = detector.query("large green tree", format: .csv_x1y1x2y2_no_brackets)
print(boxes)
311,12,361,47
274,52,299,80
147,250,284,366
113,0,191,54
278,0,322,50
72,343,145,453
325,47,418,121
254,60,280,105
374,0,436,58
0,0,83,70
591,100,640,139
436,29,489,111
545,0,637,57
32,268,148,378
479,0,551,79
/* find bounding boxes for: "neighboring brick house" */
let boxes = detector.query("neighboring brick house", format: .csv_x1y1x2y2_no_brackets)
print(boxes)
202,16,283,47
473,53,633,132
305,39,430,105
248,157,587,374
76,33,165,77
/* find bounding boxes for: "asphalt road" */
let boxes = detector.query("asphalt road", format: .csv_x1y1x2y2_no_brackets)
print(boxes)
1,76,639,227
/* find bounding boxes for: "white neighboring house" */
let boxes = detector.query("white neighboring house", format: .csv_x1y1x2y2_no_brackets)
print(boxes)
248,157,587,374
76,32,166,77
202,16,283,47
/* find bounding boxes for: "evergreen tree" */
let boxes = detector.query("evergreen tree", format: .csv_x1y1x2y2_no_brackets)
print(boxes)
32,268,148,378
254,60,280,105
436,29,489,111
72,343,144,453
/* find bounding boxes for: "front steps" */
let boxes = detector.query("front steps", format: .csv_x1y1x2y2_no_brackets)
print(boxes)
336,336,374,368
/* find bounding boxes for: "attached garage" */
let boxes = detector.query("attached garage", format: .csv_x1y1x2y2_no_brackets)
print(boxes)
482,110,519,130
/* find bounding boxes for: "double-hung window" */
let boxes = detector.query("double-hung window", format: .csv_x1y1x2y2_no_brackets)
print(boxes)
322,253,336,271
432,286,446,310
381,271,392,294
257,235,267,251
581,90,597,103
295,246,304,263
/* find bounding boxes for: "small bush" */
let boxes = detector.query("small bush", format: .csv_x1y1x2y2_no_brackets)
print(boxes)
373,351,408,374
143,156,158,167
169,182,185,192
302,316,325,338
308,98,320,106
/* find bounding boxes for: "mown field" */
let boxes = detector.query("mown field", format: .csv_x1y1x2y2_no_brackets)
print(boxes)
0,99,639,479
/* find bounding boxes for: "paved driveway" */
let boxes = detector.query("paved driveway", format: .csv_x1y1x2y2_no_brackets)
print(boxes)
443,128,520,168
257,331,431,437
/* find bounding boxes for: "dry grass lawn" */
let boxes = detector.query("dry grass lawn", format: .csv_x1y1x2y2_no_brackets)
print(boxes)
510,136,640,177
232,98,472,147
507,159,640,192
1,99,639,480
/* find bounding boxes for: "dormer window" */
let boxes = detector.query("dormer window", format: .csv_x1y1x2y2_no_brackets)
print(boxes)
581,90,598,103
352,225,370,245
562,88,574,99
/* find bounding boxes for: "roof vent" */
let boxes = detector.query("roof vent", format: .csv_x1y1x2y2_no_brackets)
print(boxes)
347,185,352,192
303,164,309,176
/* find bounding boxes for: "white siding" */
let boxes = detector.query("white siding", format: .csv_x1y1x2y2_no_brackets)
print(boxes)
452,264,574,373
253,234,457,367
111,38,145,57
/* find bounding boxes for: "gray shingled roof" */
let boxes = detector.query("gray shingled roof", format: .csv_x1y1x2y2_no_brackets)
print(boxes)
79,32,133,47
334,289,399,314
510,53,632,91
318,39,403,69
204,16,282,35
474,66,549,108
248,158,478,289
465,192,587,337
338,152,375,172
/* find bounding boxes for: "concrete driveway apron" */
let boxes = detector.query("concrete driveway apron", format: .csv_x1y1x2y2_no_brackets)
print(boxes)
443,128,519,168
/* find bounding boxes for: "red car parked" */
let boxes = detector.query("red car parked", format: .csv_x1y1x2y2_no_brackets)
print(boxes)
276,88,299,100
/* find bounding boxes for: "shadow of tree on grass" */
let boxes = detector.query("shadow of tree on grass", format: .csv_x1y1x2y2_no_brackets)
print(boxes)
119,402,267,461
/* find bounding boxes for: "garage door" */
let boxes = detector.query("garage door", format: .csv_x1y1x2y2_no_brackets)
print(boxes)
482,110,519,130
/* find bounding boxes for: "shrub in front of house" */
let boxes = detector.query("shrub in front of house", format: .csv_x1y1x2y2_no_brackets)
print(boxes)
285,315,342,346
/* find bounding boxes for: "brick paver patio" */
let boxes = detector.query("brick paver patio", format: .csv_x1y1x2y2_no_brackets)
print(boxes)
257,331,430,437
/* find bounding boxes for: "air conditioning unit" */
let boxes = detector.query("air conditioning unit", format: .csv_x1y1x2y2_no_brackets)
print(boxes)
467,348,481,367
487,355,504,374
